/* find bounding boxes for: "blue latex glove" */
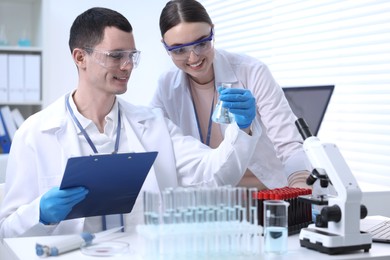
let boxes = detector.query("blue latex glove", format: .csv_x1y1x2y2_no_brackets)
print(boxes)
39,187,88,225
219,87,256,129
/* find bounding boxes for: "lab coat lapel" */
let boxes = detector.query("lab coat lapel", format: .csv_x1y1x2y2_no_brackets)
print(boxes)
56,119,83,159
120,104,165,192
122,116,147,153
120,104,178,192
39,94,84,169
118,100,160,153
214,50,239,86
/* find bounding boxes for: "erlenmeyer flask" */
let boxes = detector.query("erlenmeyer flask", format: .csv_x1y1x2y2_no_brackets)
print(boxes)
212,83,235,124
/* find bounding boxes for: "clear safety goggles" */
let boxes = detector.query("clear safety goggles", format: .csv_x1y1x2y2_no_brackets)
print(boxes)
163,29,214,61
84,48,141,69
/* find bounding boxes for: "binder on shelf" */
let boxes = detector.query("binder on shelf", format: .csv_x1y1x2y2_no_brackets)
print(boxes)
0,106,17,141
0,110,11,153
24,54,41,102
0,54,7,102
11,108,25,128
8,54,24,102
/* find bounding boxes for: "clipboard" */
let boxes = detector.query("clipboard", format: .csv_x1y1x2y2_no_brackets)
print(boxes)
60,151,158,220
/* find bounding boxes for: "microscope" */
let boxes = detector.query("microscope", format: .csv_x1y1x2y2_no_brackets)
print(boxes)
295,118,372,255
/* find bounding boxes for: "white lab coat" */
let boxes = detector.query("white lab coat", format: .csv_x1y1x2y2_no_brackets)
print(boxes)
0,94,260,238
151,49,311,189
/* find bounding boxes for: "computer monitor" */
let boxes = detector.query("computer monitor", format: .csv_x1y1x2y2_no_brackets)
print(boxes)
282,85,334,136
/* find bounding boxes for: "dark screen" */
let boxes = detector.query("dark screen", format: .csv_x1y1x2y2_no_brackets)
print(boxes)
282,85,334,136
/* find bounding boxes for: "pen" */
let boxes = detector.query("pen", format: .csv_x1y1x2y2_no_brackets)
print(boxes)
35,226,123,257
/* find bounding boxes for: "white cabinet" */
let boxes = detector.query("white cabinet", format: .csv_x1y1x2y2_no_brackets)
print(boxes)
0,0,42,171
0,0,42,48
0,0,42,120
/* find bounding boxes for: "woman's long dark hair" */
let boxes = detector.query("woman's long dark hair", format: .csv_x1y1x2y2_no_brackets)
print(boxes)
159,0,213,37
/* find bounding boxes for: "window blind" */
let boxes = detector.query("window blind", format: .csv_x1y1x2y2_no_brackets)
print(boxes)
200,0,390,187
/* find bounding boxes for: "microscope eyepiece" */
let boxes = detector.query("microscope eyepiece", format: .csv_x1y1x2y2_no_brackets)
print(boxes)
306,174,317,186
320,179,329,188
306,168,328,186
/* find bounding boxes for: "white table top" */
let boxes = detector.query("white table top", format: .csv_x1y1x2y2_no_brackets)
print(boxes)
1,228,389,260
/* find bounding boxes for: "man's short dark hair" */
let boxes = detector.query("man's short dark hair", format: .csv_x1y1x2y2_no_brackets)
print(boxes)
69,7,133,53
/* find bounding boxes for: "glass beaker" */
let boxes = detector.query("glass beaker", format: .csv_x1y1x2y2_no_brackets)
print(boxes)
263,200,289,254
212,83,235,124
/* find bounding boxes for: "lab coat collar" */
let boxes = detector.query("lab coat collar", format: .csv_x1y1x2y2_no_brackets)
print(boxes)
39,94,70,132
117,98,158,138
213,49,239,86
38,92,159,159
39,93,156,133
171,49,239,91
173,70,189,90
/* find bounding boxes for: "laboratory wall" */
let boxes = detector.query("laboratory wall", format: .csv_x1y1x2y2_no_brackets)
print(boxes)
41,0,172,107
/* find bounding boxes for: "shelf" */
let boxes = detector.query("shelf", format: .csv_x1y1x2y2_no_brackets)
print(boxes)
0,101,41,106
1,0,37,3
0,104,41,119
0,46,42,53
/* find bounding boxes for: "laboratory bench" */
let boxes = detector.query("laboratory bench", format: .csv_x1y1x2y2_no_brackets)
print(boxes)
1,228,389,260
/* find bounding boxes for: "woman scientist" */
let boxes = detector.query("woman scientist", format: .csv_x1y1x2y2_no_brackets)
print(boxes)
151,0,311,190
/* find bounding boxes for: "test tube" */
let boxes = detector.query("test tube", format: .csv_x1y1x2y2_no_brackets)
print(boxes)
206,187,216,222
184,188,195,223
143,191,160,225
248,188,259,254
249,188,258,225
172,187,184,224
227,187,237,222
195,187,206,223
216,186,228,222
162,189,174,224
195,187,208,255
236,187,247,222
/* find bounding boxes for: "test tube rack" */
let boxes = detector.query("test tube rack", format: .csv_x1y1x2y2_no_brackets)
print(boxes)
256,187,313,235
137,186,262,259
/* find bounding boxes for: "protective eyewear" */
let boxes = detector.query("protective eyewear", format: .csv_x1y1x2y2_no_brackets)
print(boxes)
163,29,214,61
84,48,141,69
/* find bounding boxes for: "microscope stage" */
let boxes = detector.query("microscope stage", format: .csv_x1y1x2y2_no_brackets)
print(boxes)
299,227,372,255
